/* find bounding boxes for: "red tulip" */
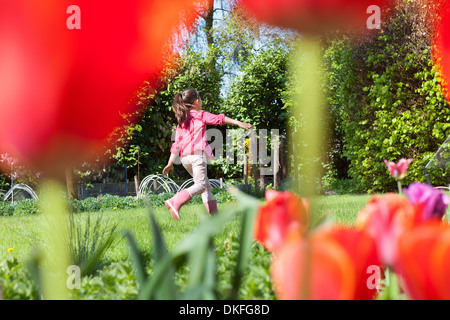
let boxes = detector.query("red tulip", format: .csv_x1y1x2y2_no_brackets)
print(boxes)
356,193,415,268
239,0,395,35
311,226,381,299
254,189,309,252
433,1,450,101
271,235,355,300
0,1,212,177
396,221,450,300
270,225,381,300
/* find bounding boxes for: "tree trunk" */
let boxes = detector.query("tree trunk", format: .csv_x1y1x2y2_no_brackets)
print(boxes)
203,4,217,71
65,167,78,200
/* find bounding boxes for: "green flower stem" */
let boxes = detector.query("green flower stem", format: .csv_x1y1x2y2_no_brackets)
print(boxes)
40,180,71,300
290,37,324,299
378,267,401,300
291,37,325,199
397,180,403,195
388,268,400,299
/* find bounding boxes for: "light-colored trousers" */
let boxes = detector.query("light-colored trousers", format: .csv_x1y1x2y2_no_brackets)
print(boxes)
181,152,213,203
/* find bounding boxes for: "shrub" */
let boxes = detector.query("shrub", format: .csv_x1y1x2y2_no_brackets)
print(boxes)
0,201,14,216
0,258,38,300
13,199,40,215
0,188,235,216
72,261,138,300
0,199,39,216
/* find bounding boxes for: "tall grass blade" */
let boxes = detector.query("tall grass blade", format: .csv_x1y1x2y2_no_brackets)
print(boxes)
69,213,119,276
138,206,237,300
149,211,177,300
226,186,259,299
125,231,146,287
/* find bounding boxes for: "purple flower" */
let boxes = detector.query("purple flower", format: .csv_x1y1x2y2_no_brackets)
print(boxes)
403,182,450,221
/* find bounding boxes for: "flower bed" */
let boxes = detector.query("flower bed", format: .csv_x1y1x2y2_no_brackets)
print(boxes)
0,188,234,216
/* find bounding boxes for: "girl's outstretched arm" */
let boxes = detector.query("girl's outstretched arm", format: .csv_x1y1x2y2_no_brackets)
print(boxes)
224,116,253,130
163,153,177,177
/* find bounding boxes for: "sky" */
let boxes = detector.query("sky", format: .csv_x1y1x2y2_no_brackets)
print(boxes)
183,0,299,98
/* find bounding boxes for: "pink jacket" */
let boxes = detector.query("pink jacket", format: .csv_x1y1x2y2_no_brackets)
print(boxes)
170,110,225,160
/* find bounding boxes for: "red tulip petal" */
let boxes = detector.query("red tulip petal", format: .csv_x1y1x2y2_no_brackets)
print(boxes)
255,191,309,252
312,226,381,299
356,193,414,267
433,2,450,101
0,0,212,176
271,237,355,300
430,227,450,299
240,0,394,34
265,189,280,202
397,222,446,300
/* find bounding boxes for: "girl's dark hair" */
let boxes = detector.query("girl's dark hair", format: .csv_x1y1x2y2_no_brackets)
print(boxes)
172,88,200,126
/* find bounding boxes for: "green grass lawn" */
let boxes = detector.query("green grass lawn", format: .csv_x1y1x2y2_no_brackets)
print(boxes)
0,194,378,299
0,202,246,263
3,192,449,300
314,194,372,226
0,194,372,263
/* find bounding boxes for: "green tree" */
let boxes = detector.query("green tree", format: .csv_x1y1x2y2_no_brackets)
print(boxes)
110,48,223,180
207,43,299,180
224,46,292,131
109,1,298,181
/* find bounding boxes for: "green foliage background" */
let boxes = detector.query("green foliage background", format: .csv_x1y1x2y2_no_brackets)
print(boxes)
211,44,295,178
110,48,223,180
323,0,450,192
111,43,295,182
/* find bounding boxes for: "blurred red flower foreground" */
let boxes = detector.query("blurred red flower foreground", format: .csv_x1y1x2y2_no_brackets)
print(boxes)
433,1,450,101
0,0,212,178
254,187,450,300
239,0,394,34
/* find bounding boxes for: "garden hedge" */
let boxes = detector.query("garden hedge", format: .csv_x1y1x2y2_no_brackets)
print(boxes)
323,0,450,192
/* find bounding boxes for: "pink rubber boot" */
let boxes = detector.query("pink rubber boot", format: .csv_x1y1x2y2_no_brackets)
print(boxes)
204,200,218,216
165,190,192,220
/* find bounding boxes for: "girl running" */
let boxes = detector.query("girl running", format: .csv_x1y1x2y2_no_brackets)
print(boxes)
163,88,253,220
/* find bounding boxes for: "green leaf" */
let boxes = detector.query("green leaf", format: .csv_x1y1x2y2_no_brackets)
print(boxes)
148,211,177,300
124,231,146,287
149,212,168,261
226,186,259,299
25,248,44,300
